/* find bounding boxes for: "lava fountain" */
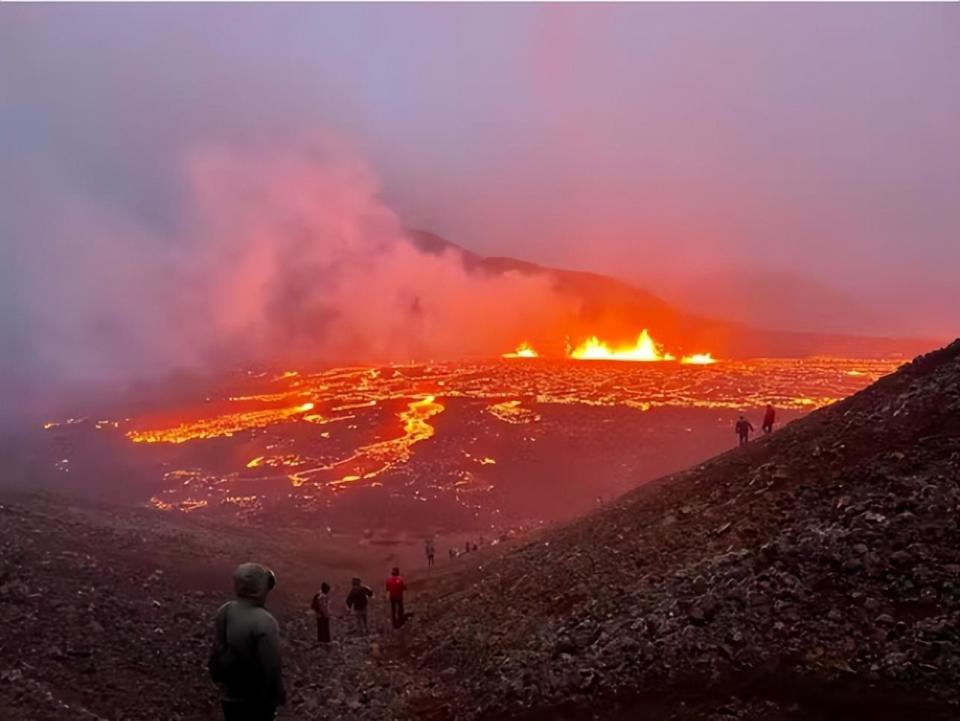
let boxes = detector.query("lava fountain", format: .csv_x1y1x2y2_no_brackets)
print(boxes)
569,330,675,362
503,342,539,358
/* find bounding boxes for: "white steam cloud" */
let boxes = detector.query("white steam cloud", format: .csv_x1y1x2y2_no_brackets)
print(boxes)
3,135,577,414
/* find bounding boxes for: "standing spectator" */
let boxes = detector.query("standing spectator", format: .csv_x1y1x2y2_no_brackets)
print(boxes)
310,582,332,643
209,563,286,721
345,577,373,635
762,404,776,434
385,567,407,629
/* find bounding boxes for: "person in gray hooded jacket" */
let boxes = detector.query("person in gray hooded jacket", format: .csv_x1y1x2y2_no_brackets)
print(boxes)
210,563,287,721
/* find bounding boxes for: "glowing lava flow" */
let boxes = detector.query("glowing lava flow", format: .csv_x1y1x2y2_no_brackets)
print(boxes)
503,342,539,358
680,353,717,365
569,330,675,362
488,400,541,424
127,402,315,444
328,395,444,486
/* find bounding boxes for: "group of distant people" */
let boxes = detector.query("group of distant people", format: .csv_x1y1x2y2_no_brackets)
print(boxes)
211,533,495,718
735,403,777,446
210,407,782,719
447,538,486,559
426,536,483,563
311,567,409,642
210,562,411,721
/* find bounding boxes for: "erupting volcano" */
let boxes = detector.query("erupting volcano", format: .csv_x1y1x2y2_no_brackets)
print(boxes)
503,330,719,364
3,5,956,721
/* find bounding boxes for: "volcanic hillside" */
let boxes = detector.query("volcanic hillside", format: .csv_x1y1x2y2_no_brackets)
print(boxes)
409,339,960,721
410,230,934,359
2,341,959,721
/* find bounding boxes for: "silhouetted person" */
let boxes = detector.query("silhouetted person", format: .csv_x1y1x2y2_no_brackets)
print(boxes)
448,548,455,560
209,563,286,721
345,577,373,635
735,415,754,446
425,538,435,568
310,582,331,643
762,404,776,434
386,567,407,628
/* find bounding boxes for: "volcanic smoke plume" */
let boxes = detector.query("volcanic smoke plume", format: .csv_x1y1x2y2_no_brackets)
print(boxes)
3,136,577,416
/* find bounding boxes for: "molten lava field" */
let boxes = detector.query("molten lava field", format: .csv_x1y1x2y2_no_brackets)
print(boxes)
27,357,899,533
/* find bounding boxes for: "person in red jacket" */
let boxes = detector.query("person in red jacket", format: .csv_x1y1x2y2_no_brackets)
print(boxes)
385,567,407,629
762,404,776,434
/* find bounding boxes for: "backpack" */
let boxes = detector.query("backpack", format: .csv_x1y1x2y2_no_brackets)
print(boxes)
310,593,321,614
208,605,253,687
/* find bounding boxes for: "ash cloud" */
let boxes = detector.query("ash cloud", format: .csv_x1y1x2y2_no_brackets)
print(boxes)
4,4,957,417
1,135,576,417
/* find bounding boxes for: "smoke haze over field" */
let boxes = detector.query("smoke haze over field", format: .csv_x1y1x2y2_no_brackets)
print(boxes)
2,4,958,412
3,136,577,408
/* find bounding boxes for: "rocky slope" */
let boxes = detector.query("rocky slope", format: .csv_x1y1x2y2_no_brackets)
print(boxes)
0,495,438,721
409,339,960,720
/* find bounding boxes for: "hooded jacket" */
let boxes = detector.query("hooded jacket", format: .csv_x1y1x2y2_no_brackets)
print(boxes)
212,563,286,706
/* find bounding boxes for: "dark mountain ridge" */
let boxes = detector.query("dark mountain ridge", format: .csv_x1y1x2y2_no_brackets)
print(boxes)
409,230,937,359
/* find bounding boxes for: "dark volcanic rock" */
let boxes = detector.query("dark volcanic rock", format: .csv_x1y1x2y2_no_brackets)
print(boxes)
409,339,960,721
0,498,431,721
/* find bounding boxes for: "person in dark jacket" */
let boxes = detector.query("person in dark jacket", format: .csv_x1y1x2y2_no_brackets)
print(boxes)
735,415,754,446
385,567,407,628
762,404,776,434
310,582,331,643
210,563,286,721
345,577,374,635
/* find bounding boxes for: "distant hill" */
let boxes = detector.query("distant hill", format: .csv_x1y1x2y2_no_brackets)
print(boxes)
410,339,960,720
409,230,936,359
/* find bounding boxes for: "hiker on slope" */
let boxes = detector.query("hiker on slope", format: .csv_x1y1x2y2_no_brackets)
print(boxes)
762,404,776,434
385,567,408,629
209,563,286,721
345,577,374,635
310,582,332,644
735,415,754,446
425,537,436,568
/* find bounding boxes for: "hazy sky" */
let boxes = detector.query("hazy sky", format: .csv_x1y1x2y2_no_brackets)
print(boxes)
2,3,958,369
